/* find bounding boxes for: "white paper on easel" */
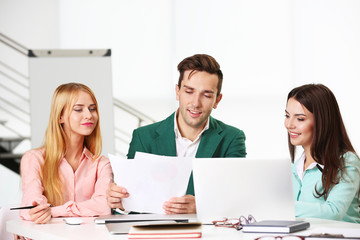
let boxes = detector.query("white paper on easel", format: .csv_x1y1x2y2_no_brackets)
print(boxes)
108,153,192,214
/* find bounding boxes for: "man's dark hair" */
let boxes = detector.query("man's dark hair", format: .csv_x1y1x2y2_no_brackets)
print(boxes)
177,54,223,96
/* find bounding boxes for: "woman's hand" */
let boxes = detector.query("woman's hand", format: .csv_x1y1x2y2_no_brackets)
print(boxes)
28,201,52,224
13,234,29,240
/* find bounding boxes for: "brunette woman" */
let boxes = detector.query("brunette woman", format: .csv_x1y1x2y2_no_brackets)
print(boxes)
284,83,360,223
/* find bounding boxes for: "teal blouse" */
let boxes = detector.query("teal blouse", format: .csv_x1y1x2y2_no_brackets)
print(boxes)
292,152,360,223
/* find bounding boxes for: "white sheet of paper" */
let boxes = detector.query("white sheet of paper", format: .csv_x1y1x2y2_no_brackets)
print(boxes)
108,153,193,214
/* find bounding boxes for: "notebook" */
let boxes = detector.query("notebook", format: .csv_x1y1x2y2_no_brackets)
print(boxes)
105,221,177,235
192,158,295,224
242,220,310,233
127,222,202,239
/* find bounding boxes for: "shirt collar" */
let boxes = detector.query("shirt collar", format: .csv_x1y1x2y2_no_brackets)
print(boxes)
63,147,94,162
174,110,210,140
296,152,324,179
83,147,94,161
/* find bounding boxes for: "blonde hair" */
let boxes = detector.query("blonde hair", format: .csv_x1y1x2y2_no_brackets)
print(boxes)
41,83,102,205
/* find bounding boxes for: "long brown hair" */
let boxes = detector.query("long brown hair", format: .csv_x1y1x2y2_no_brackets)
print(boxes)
287,83,357,199
42,83,102,205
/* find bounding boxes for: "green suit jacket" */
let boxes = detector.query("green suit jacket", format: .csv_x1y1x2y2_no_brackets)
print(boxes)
127,112,246,195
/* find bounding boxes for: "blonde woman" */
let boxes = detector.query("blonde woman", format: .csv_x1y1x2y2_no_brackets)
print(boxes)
19,83,113,223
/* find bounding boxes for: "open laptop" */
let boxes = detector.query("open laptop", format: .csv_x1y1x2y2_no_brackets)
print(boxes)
95,214,197,235
193,158,295,224
94,213,197,224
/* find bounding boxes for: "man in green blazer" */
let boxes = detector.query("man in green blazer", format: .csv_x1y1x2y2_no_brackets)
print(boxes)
107,54,246,214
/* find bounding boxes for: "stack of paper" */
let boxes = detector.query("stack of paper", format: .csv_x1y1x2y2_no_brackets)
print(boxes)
108,152,193,214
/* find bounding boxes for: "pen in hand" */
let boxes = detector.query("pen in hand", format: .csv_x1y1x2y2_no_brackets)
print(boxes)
10,204,53,210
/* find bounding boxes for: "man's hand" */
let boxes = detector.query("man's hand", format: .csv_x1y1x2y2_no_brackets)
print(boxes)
106,182,130,210
28,201,52,224
162,195,196,214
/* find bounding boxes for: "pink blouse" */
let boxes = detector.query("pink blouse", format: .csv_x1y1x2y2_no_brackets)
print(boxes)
20,148,113,220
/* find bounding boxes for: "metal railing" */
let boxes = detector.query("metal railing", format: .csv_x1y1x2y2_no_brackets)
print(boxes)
0,32,30,138
0,32,28,56
113,98,156,127
113,98,156,156
0,32,155,159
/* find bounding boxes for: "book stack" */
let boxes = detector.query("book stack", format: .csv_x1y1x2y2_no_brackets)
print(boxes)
128,222,202,239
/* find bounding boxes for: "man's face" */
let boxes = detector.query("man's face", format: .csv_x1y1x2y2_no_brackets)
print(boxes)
176,70,222,133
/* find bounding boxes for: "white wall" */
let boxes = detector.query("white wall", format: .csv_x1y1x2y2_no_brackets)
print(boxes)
173,0,293,158
0,0,59,48
56,0,295,158
292,0,360,153
0,165,22,205
0,0,60,206
58,0,174,100
55,0,360,157
1,0,360,205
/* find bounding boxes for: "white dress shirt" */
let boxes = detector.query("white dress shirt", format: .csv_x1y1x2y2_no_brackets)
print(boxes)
174,111,209,158
296,152,324,181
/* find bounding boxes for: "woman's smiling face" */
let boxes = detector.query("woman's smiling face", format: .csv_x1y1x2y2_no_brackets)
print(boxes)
284,97,314,151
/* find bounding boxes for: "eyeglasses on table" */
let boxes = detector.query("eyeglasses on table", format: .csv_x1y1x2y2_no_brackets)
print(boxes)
212,214,256,231
254,236,305,240
254,232,347,239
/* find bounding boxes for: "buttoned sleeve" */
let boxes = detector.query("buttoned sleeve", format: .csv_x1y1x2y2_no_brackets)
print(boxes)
20,149,49,220
51,155,113,217
295,152,360,222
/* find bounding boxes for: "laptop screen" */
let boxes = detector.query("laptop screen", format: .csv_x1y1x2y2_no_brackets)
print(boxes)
193,158,295,224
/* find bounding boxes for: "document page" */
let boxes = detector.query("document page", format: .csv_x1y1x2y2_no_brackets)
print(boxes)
108,152,192,214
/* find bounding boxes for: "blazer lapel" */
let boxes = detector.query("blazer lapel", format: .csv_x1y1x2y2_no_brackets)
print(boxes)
196,117,223,158
155,113,177,156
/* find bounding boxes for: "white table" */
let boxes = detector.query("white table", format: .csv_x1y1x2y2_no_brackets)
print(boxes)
7,217,360,240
